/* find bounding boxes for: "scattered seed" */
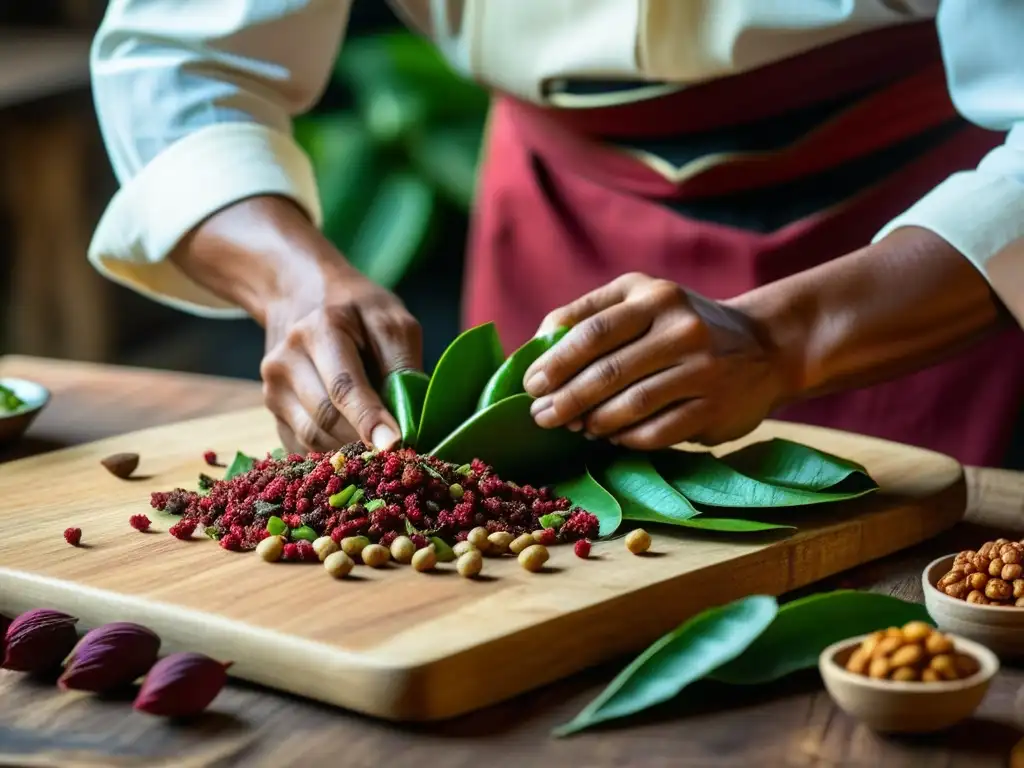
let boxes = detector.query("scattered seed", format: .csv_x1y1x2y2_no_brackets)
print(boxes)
361,544,390,568
101,452,140,479
390,536,416,564
341,536,370,558
453,541,477,558
467,527,490,552
487,531,514,556
625,529,651,555
324,551,354,578
509,533,534,555
312,536,339,562
412,545,437,572
256,535,285,562
457,550,483,578
518,544,549,573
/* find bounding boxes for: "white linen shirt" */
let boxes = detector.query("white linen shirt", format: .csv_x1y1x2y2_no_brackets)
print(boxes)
88,0,1024,316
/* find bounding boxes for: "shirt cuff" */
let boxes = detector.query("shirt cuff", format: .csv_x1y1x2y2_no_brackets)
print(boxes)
88,122,323,318
873,170,1024,279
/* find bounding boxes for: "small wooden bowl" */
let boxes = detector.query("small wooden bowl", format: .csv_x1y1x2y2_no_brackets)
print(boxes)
819,632,997,733
923,554,1024,658
0,378,49,444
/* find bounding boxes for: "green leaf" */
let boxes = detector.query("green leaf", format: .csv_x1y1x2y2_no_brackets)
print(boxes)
477,327,570,411
597,454,700,525
291,526,318,543
266,516,288,537
656,450,877,509
429,393,586,482
673,516,795,534
346,171,436,290
554,595,778,736
417,323,506,451
710,591,932,685
365,499,386,513
270,447,288,461
538,513,565,530
429,537,456,562
554,467,623,537
329,485,357,508
223,451,256,481
407,119,485,209
292,114,377,251
723,439,876,493
382,369,430,446
0,384,25,412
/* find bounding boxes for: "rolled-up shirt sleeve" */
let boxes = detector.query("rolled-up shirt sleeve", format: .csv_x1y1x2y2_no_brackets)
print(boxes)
874,0,1024,280
89,0,350,316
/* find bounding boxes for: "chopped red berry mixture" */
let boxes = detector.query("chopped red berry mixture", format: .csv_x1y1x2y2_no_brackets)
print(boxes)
64,527,82,547
129,514,152,532
150,444,598,556
574,539,592,559
535,528,558,547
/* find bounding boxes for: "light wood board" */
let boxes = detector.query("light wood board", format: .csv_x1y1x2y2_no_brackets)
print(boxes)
0,408,964,721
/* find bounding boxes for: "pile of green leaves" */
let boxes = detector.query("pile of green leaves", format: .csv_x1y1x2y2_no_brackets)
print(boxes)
383,322,879,538
555,591,931,736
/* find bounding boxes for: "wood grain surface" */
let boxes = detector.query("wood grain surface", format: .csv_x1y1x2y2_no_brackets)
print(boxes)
0,397,964,720
1,355,1022,767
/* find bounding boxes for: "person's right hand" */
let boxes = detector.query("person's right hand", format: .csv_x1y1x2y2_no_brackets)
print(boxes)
170,196,422,454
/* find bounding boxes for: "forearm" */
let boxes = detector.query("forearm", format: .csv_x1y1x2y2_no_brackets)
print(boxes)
729,227,1007,404
169,196,355,326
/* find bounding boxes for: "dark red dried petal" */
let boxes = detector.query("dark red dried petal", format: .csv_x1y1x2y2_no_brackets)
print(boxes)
133,652,232,717
59,622,161,692
3,609,79,673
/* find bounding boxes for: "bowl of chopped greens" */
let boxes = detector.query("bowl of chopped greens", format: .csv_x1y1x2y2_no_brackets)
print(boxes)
0,378,49,443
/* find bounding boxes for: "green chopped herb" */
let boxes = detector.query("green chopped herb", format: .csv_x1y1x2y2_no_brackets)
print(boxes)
266,516,288,536
538,513,565,530
291,526,318,542
197,473,216,492
365,499,386,512
329,485,357,508
360,450,376,461
420,462,447,481
348,489,365,507
455,463,473,476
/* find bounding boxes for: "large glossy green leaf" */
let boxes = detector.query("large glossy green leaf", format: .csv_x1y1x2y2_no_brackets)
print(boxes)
223,451,256,481
655,450,877,509
477,327,570,411
345,171,436,290
429,393,585,482
407,119,485,210
723,439,876,493
597,454,700,525
417,323,506,451
674,516,794,534
554,466,622,537
710,591,932,685
381,369,430,447
292,114,377,251
554,595,778,736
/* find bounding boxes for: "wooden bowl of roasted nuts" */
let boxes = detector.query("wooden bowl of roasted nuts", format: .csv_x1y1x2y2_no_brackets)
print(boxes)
923,538,1024,657
819,621,998,734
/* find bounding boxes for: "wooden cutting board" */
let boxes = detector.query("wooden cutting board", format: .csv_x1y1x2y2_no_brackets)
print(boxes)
0,408,964,721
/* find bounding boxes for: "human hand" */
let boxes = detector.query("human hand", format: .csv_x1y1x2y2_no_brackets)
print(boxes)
522,273,793,450
170,196,422,454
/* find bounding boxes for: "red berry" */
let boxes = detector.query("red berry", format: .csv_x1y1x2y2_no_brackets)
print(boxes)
282,543,299,561
168,520,197,540
203,451,220,466
129,514,152,532
64,527,82,546
574,539,591,559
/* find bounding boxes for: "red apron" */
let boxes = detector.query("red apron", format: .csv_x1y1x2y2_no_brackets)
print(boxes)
461,24,1024,467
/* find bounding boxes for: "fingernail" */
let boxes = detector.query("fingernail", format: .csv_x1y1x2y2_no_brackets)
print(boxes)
370,424,398,450
525,372,549,396
530,396,552,417
567,419,584,432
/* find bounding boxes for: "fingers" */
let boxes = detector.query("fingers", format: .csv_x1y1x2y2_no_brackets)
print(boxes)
362,307,424,374
305,327,402,450
583,358,713,437
264,388,338,454
525,300,653,399
535,272,643,336
529,333,683,428
608,399,709,451
282,353,359,446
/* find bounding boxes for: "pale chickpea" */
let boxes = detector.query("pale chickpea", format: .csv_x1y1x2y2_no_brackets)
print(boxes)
256,535,285,562
390,536,416,564
509,533,535,555
625,529,652,555
412,545,437,572
312,536,339,562
341,535,370,558
453,540,477,558
324,550,354,578
487,531,514,556
518,544,550,572
456,550,484,578
361,544,390,568
901,621,932,642
467,527,491,552
925,632,954,655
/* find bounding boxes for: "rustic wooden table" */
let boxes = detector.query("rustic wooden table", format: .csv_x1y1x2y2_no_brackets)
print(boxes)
1,354,1023,768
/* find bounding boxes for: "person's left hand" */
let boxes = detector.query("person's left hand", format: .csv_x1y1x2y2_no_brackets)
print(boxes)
523,272,794,450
